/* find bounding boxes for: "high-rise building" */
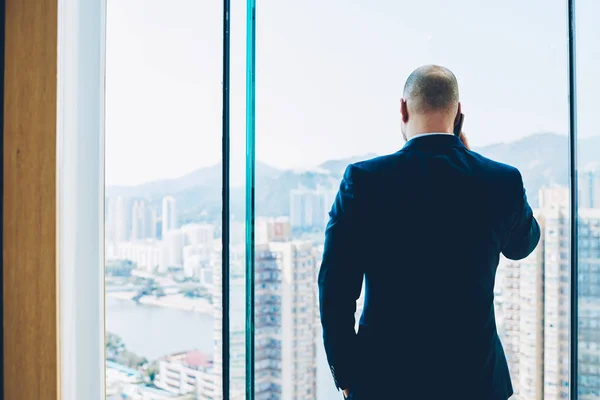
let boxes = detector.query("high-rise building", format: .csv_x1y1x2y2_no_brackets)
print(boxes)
262,241,318,400
498,211,545,400
579,165,600,209
162,196,178,234
213,244,246,400
539,184,570,209
212,239,318,400
255,217,292,243
253,244,280,400
131,199,156,241
182,223,215,246
499,255,522,396
183,244,212,280
517,232,545,400
160,229,185,272
114,240,161,272
497,186,576,400
541,189,570,400
576,209,600,400
178,224,215,279
290,186,335,231
535,184,600,399
107,196,128,244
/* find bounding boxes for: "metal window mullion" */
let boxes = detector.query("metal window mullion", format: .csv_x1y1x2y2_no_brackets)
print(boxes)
0,0,5,395
567,0,579,398
222,0,231,398
245,0,257,398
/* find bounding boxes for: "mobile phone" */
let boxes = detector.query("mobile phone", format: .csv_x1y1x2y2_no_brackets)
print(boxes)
453,113,464,137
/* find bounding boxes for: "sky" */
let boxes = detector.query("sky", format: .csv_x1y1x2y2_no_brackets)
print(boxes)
105,0,599,186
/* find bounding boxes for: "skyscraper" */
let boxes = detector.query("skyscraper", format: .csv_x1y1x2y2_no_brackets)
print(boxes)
535,185,600,399
162,196,178,234
131,199,155,241
183,244,212,280
262,240,318,400
160,229,185,272
212,229,318,400
213,244,246,400
579,165,600,209
289,186,336,231
254,244,282,400
498,212,545,400
517,232,545,400
541,189,570,400
107,196,128,244
576,209,600,399
255,217,292,243
499,255,522,397
182,223,215,246
115,240,161,272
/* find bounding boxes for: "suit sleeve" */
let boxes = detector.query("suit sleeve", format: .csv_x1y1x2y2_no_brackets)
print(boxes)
502,170,541,260
318,165,365,391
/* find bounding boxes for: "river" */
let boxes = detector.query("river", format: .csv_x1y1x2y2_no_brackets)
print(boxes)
106,297,340,400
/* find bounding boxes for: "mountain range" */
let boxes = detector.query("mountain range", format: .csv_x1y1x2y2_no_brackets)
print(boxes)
107,133,600,224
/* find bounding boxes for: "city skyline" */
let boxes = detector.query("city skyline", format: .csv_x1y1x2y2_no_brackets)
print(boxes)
106,195,325,399
105,179,600,400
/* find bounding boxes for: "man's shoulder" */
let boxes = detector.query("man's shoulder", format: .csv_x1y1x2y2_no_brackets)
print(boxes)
345,149,522,185
347,152,403,175
467,150,522,181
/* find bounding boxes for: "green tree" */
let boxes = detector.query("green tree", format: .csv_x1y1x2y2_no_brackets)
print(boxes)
116,350,147,368
106,332,125,360
146,361,159,382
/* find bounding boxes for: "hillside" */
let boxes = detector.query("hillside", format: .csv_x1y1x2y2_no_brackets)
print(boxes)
107,133,600,222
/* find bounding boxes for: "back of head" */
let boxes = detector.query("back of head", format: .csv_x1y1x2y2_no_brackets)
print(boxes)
403,65,459,116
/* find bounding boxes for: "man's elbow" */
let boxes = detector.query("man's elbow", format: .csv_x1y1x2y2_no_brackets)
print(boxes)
503,219,541,260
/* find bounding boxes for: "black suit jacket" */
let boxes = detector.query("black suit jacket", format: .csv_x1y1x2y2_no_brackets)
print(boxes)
318,134,540,400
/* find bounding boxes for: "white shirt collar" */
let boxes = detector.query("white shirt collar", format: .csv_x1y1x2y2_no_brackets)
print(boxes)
407,132,453,142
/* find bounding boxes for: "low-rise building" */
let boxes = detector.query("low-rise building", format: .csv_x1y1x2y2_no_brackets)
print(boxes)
155,350,217,399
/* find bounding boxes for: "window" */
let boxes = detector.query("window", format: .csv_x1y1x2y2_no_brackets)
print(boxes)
251,1,568,399
47,0,598,399
103,1,237,399
576,0,600,399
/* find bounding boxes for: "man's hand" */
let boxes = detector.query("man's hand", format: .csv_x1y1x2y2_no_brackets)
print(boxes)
343,388,352,399
459,131,471,150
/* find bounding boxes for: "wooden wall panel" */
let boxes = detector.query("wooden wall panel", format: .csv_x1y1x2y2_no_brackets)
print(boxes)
3,0,59,398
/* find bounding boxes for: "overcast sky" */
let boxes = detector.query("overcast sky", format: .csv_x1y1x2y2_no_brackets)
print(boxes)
105,0,598,186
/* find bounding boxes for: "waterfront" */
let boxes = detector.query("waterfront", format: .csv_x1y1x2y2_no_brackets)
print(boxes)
106,297,340,399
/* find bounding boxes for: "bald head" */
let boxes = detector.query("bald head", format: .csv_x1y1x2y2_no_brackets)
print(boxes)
403,65,459,115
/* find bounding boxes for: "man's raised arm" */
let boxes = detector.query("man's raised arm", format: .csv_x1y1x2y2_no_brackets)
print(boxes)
502,170,541,260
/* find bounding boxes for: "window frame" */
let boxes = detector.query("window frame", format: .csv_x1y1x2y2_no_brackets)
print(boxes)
567,0,580,399
245,0,257,398
56,0,107,398
0,0,5,395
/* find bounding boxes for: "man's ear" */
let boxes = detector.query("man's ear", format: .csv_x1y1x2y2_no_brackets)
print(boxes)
400,99,409,123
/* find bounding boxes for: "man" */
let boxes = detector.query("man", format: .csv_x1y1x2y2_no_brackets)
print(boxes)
318,65,540,400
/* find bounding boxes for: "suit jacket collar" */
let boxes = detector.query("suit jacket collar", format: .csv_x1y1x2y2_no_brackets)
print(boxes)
401,133,466,152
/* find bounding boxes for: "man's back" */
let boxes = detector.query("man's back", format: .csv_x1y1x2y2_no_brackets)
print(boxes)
318,134,540,400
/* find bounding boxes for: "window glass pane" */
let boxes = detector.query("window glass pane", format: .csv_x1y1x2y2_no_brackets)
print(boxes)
577,0,600,398
253,1,567,399
227,0,249,398
104,1,224,399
